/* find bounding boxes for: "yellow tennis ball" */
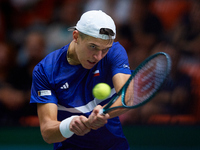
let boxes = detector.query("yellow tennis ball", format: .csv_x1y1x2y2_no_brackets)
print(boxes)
93,83,111,100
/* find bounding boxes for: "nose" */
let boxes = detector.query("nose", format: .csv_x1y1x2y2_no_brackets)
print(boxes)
93,51,103,61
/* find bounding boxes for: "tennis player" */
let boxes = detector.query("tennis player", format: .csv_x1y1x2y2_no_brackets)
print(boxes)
30,10,131,150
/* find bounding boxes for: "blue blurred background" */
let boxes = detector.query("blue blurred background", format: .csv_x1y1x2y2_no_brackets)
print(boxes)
0,0,200,149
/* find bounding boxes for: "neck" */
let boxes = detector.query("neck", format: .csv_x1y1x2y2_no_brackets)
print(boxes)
67,41,80,65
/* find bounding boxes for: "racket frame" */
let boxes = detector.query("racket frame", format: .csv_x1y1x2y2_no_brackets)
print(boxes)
101,52,171,114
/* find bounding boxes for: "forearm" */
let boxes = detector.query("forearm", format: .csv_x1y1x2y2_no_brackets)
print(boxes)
109,73,131,118
37,103,66,144
40,120,65,144
104,96,129,119
108,108,129,119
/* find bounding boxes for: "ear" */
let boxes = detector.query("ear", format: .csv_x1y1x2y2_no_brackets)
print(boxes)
72,30,79,43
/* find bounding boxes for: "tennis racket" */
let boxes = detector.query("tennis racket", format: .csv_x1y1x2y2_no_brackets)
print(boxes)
99,52,171,115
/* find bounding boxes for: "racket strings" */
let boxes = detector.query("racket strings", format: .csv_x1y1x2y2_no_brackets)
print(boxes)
124,55,169,107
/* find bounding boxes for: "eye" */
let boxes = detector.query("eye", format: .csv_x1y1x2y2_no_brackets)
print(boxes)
102,48,109,54
89,45,96,49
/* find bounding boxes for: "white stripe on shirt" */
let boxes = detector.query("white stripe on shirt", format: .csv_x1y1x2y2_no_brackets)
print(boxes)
57,88,116,113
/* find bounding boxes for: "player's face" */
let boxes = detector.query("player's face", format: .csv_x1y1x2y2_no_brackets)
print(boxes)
75,32,113,69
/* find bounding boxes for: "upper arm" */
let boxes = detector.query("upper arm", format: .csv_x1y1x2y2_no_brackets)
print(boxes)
37,103,66,144
37,103,58,127
106,73,130,118
112,73,131,93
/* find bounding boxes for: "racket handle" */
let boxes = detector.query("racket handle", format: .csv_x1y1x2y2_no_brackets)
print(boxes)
99,108,105,115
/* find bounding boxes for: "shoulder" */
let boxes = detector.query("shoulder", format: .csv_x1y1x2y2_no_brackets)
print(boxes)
33,45,69,78
35,45,68,69
111,42,125,50
99,42,131,76
44,45,68,66
106,42,128,60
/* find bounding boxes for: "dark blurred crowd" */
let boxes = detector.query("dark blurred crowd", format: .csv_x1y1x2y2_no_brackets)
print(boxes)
0,0,199,126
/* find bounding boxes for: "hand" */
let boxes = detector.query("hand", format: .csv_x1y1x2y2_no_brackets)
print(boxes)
69,116,91,136
84,105,110,130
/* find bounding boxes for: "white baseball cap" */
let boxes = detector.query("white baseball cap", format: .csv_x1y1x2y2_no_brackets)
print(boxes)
69,10,116,40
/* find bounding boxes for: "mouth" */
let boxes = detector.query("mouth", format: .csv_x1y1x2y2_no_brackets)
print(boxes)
83,60,97,69
87,60,96,65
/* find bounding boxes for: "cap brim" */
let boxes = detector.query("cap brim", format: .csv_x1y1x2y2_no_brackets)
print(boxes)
68,26,76,31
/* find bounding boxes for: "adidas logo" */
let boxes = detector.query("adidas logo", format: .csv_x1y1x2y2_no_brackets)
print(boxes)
123,64,130,69
60,82,69,89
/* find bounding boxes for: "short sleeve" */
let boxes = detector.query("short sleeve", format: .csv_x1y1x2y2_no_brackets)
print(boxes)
108,42,131,77
30,63,58,105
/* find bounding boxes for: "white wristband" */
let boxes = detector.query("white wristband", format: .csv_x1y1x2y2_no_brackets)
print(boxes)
59,115,78,138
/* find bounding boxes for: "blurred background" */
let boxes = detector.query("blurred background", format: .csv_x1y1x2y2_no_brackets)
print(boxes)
0,0,200,149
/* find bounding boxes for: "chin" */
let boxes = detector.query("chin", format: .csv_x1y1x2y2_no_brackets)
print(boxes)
82,64,94,69
83,66,93,69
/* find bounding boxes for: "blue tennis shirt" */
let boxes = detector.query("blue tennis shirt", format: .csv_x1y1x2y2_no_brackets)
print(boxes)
30,42,131,150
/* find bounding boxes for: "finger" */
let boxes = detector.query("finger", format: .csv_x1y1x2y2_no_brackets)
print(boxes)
72,123,88,136
86,105,110,130
89,116,109,129
103,113,110,120
79,116,91,134
93,105,102,114
88,115,107,127
70,116,90,136
96,112,109,123
77,116,91,135
69,117,82,134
